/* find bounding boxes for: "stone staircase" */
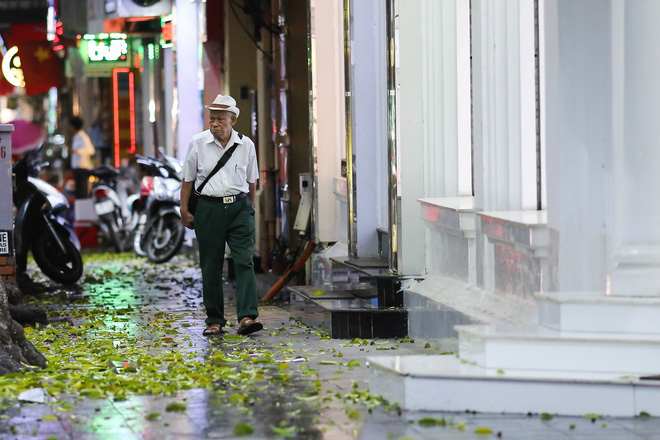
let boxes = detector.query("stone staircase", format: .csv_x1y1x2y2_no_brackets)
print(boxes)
367,291,660,416
287,256,409,339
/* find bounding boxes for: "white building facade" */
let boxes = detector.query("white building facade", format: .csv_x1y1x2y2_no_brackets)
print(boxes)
306,0,660,416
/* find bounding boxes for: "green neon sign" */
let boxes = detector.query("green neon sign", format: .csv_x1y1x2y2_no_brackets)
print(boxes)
84,34,129,62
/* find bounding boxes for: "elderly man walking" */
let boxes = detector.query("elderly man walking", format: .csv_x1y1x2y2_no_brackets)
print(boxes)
180,94,262,336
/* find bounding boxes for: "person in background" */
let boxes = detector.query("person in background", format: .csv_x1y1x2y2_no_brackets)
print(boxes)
179,94,262,337
67,116,95,199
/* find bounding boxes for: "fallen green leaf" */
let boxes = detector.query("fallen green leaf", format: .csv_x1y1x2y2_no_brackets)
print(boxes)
270,425,296,437
293,395,319,402
475,426,492,434
418,417,445,427
145,412,162,421
79,389,103,399
234,423,254,436
165,402,186,413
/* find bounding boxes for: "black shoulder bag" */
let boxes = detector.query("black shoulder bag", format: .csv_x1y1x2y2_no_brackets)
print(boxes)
187,133,243,215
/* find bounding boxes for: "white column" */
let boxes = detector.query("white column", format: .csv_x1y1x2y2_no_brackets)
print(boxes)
309,0,345,244
543,0,612,293
397,0,473,275
397,0,428,275
174,0,203,164
610,1,660,297
163,47,174,157
420,0,472,198
350,0,387,258
141,42,154,157
472,0,538,212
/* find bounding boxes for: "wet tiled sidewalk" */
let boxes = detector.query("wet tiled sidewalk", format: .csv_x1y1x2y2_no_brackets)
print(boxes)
2,251,660,439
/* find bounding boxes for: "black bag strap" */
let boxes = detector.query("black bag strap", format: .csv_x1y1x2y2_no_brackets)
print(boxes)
193,133,243,195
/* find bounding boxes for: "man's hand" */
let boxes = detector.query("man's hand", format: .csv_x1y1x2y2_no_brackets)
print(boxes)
181,210,195,230
180,180,195,229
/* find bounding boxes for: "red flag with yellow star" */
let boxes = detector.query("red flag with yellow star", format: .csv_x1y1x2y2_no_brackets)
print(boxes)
18,41,63,95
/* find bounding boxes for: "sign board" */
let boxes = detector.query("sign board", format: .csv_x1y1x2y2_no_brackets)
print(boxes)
161,15,172,47
79,33,132,77
0,231,12,256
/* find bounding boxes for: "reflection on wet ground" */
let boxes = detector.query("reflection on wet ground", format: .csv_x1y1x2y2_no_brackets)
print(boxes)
3,251,660,439
0,252,418,439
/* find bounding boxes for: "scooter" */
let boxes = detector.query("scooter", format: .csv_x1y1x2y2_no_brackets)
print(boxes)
141,148,186,263
88,165,137,253
131,156,158,257
13,145,83,285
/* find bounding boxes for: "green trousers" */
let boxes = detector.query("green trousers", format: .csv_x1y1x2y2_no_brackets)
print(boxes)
194,197,258,326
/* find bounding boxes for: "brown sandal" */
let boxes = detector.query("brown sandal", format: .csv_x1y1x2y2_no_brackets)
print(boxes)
237,317,263,335
202,323,223,336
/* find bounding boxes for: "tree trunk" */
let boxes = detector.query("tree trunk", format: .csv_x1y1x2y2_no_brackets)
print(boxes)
0,282,47,373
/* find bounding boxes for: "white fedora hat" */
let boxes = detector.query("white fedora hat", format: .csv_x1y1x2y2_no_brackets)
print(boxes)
204,94,240,118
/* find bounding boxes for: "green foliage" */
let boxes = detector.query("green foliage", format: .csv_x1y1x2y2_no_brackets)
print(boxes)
12,251,403,427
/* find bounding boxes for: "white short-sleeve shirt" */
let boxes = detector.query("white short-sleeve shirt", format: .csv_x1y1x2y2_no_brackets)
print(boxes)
182,129,259,196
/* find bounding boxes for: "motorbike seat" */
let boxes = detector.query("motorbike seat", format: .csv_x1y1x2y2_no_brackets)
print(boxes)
89,165,120,179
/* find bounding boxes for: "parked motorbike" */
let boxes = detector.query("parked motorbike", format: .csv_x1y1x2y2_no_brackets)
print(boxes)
140,148,186,263
13,145,83,285
87,165,137,253
131,157,157,257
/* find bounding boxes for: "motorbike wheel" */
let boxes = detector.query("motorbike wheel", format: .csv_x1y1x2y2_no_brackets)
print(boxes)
144,213,185,263
106,218,123,253
32,229,83,285
133,228,147,257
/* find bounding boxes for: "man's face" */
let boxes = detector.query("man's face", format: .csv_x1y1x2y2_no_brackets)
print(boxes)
209,110,235,142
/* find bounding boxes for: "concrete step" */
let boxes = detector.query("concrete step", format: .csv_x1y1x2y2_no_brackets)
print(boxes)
367,354,660,416
537,290,660,334
288,284,408,339
330,256,405,307
456,324,660,375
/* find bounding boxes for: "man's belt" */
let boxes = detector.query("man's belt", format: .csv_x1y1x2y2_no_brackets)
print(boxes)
199,193,248,204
